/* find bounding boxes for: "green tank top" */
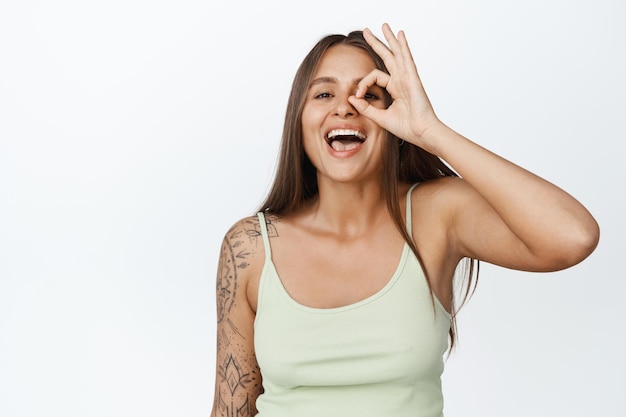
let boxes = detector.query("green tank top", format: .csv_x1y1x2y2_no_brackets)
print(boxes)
254,184,451,417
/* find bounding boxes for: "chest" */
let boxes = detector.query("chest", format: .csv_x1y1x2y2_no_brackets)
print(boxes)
269,225,406,309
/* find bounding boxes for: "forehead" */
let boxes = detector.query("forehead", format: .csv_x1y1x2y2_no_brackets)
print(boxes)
313,44,377,78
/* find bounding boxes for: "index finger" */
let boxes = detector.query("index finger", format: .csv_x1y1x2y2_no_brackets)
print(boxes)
363,27,397,71
354,68,390,98
383,24,416,66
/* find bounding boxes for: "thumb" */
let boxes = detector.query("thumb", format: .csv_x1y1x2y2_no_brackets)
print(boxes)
348,96,386,125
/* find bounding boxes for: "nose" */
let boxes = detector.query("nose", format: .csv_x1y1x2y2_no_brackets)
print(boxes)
333,94,357,118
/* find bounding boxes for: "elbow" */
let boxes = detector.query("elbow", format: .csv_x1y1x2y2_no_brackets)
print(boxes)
547,217,600,270
574,218,600,263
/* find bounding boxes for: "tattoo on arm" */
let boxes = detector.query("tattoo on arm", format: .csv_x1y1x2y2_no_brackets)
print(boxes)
213,311,263,417
216,223,251,324
213,216,278,416
216,216,279,323
214,351,262,417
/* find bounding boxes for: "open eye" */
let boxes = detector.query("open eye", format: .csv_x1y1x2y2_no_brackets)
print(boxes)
363,92,380,100
362,86,385,101
314,92,333,99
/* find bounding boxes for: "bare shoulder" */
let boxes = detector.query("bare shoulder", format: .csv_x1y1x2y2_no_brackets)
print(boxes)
406,177,468,251
411,176,470,219
409,177,479,259
217,213,280,319
413,176,468,196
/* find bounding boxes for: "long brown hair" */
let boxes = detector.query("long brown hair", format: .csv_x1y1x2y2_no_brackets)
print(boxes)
258,30,478,350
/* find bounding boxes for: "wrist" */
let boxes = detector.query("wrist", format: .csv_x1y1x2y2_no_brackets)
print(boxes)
416,119,457,157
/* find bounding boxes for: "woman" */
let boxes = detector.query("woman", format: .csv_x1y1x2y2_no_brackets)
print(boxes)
210,24,599,417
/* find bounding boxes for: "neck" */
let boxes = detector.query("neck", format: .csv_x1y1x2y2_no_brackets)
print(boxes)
306,178,389,239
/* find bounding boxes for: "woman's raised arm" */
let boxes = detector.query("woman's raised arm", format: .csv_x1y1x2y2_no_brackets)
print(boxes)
351,24,599,271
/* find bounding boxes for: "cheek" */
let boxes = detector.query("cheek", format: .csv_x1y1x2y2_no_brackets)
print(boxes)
302,132,322,163
302,101,327,125
371,134,390,159
301,110,326,147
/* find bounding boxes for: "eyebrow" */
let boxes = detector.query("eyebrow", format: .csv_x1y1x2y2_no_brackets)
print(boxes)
309,76,363,88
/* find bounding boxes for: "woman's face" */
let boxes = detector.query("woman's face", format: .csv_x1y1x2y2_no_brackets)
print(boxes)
301,44,387,186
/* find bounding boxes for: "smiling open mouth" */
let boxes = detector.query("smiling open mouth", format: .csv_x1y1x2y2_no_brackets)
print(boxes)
326,129,366,152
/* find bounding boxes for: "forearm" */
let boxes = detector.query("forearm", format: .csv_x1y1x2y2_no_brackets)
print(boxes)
210,315,262,417
211,350,261,417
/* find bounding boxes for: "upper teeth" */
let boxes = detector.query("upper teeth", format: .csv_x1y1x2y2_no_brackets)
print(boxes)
327,129,366,140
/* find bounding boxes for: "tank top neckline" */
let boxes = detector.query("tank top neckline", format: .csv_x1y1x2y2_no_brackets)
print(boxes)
256,184,420,314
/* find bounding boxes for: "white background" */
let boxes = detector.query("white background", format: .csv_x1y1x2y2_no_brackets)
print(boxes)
1,0,624,416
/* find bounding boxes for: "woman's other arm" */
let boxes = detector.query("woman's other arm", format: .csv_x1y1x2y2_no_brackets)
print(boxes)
210,219,263,417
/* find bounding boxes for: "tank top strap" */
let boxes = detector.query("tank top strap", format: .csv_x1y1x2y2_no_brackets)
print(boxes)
257,211,273,262
405,183,420,235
